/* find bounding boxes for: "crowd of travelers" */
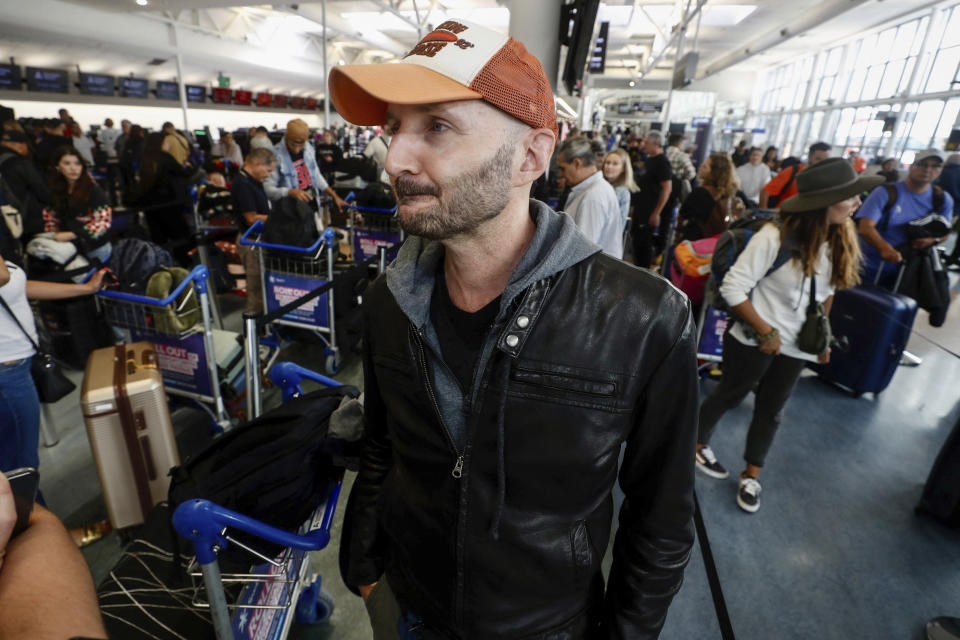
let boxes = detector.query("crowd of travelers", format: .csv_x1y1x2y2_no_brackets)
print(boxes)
0,72,957,636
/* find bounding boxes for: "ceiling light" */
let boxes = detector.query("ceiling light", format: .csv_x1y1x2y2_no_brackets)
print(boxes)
629,81,636,87
338,59,345,65
136,0,148,5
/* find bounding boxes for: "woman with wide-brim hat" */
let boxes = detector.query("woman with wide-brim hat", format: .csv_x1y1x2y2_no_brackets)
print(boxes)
694,158,883,513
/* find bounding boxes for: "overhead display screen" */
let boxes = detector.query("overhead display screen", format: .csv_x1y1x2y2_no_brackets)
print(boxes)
156,81,180,100
290,96,305,109
0,64,21,90
80,73,115,97
212,87,232,104
273,94,288,108
235,90,252,105
119,77,149,98
26,66,68,93
256,92,272,107
305,97,318,110
186,84,206,103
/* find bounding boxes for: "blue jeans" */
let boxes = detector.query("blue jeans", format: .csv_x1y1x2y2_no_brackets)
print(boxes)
0,357,41,473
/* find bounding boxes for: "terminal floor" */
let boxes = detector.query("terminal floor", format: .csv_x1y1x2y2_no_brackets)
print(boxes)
37,275,960,640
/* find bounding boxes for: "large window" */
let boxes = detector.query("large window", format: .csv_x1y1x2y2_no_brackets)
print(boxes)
748,3,960,164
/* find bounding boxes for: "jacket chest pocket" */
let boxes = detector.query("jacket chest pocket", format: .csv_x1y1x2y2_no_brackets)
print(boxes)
508,362,626,413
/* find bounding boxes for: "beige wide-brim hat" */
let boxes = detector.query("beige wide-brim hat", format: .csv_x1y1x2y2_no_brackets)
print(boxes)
780,158,884,212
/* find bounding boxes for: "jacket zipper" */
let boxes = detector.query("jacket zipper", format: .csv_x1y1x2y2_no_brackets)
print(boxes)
411,325,468,628
411,326,464,478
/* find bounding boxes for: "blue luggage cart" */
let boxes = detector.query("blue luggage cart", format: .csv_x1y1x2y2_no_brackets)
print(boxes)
239,221,342,374
97,265,233,430
172,362,344,640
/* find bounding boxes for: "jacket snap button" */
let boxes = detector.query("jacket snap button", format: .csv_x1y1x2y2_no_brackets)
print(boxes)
505,334,520,348
516,315,530,328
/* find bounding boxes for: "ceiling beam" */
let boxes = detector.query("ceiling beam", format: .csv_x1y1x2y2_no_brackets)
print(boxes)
701,0,870,78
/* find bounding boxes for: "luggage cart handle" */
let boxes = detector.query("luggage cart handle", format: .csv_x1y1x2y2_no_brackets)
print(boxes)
172,479,343,565
98,264,211,305
269,361,341,402
239,219,335,253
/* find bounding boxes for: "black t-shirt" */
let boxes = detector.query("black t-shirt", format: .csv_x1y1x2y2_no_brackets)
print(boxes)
289,149,312,190
430,271,501,393
634,153,673,221
230,170,270,231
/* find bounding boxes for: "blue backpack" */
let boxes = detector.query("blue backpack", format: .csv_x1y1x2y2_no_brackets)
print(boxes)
110,238,174,294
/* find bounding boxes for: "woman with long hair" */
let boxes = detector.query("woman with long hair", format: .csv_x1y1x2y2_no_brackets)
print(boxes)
763,146,780,172
678,152,741,240
601,147,638,231
119,124,144,190
694,158,881,513
40,147,112,265
138,132,194,263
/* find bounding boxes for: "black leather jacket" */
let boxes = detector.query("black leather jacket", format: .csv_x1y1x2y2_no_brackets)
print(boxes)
344,241,699,639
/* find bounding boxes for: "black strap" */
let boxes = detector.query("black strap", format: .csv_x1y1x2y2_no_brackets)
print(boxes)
694,492,736,640
807,273,817,314
878,183,898,233
772,166,798,204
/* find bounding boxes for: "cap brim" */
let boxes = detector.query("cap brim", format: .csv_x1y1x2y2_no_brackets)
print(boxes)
330,63,482,126
780,175,886,212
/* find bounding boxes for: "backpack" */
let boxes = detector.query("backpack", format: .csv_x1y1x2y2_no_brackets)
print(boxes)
334,155,379,183
145,266,200,335
110,238,174,294
262,195,320,248
355,181,396,210
167,385,360,566
708,211,793,312
876,183,945,233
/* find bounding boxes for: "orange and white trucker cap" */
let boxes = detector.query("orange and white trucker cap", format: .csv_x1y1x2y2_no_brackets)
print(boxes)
329,19,558,136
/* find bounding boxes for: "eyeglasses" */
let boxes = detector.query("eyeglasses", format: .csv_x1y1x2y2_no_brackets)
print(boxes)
916,162,943,170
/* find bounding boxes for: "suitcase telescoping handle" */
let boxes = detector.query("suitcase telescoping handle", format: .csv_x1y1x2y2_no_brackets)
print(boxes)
873,260,906,293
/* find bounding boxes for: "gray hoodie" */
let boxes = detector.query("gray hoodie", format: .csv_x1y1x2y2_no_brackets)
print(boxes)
384,199,601,449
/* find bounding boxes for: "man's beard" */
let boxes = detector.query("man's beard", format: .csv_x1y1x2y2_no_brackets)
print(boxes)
392,143,514,241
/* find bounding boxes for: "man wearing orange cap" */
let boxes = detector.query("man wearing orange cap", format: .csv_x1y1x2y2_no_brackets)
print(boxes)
332,20,697,640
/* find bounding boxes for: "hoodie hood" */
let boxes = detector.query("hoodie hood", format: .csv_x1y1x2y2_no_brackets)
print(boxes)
385,199,601,331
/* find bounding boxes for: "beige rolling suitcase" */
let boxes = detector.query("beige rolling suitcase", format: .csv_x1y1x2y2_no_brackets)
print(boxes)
81,342,180,529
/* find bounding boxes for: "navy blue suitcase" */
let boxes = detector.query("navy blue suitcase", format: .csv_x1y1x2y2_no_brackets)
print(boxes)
810,284,918,396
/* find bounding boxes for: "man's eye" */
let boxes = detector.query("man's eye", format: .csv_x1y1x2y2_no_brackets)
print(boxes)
430,122,448,133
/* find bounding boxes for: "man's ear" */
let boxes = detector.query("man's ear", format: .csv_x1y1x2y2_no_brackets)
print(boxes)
514,128,557,187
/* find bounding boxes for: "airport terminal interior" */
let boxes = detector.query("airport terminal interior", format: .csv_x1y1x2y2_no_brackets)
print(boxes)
2,0,960,639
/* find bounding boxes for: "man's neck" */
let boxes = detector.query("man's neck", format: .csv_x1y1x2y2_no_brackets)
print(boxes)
572,167,598,188
441,196,535,313
904,177,931,194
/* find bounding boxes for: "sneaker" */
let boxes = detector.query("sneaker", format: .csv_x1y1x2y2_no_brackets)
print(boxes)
695,446,729,479
737,475,762,513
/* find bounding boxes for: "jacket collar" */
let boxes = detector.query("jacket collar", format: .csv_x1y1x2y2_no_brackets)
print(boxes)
385,199,600,339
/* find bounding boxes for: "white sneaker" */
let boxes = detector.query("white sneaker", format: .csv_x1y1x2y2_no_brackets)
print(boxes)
737,475,762,513
695,446,730,479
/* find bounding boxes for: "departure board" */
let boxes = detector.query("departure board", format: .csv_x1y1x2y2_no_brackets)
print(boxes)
80,73,115,96
119,77,149,98
0,64,21,90
186,85,206,103
156,81,180,100
26,67,68,93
